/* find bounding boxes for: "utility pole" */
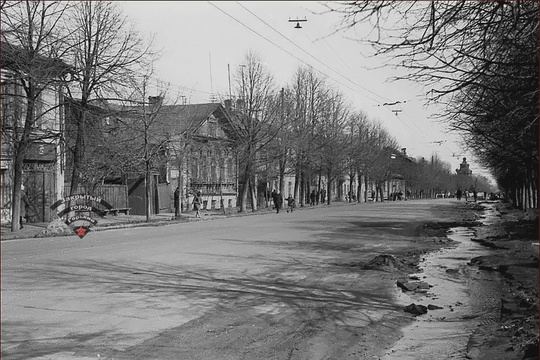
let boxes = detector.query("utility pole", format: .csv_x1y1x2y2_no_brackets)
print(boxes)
228,64,232,100
279,88,285,194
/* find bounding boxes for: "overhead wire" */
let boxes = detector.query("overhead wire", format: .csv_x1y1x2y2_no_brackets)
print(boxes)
228,3,492,177
208,1,387,105
226,2,453,163
234,2,391,104
304,26,360,84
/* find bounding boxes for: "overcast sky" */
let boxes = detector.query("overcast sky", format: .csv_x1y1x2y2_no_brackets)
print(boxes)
118,1,494,181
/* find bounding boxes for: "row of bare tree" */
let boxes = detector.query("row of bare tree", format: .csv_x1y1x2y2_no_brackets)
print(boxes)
330,1,538,209
1,1,501,232
230,52,494,210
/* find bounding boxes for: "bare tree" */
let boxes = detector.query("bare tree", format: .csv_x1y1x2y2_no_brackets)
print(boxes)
319,90,351,204
330,1,538,208
233,50,280,212
285,66,332,206
121,72,172,221
63,1,154,196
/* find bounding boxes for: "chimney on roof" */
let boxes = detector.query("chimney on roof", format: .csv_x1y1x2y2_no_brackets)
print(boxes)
224,99,232,111
148,96,163,109
236,98,244,111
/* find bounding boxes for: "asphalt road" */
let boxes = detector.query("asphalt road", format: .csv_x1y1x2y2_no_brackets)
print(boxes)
1,199,472,360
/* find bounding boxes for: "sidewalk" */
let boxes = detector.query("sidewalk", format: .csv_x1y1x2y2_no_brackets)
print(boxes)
0,201,359,241
0,207,270,241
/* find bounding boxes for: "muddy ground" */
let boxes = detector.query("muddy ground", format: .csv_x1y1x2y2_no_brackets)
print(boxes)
1,200,537,360
93,200,537,360
465,202,538,360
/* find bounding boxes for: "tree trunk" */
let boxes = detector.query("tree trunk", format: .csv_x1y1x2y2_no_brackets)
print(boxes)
240,173,249,213
326,173,332,205
299,171,305,207
249,175,258,212
356,175,362,203
349,175,355,203
364,175,369,202
294,167,300,205
10,143,26,232
145,168,151,222
70,108,87,196
10,95,35,232
279,155,286,195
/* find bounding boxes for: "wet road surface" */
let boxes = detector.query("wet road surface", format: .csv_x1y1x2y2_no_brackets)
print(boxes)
2,199,486,359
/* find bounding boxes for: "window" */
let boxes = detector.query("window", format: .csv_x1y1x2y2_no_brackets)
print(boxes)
207,115,217,137
227,157,234,181
1,77,22,129
201,152,207,181
191,154,198,180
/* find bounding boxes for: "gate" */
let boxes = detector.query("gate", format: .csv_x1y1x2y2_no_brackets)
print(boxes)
24,164,56,222
157,183,172,212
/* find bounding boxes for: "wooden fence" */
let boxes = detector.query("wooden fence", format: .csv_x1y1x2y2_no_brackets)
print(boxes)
63,184,129,209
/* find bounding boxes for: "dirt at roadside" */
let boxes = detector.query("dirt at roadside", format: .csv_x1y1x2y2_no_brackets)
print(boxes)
465,202,539,360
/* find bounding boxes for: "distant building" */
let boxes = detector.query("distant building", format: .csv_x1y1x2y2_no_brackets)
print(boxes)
455,157,474,191
456,157,472,176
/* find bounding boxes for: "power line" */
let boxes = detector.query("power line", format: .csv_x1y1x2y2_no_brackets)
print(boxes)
305,26,359,83
208,1,384,105
235,2,391,104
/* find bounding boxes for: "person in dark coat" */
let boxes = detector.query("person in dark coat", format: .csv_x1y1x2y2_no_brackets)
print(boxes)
273,191,283,213
310,190,316,206
193,191,202,218
276,193,283,214
174,187,180,217
271,189,278,210
456,188,462,201
286,195,295,213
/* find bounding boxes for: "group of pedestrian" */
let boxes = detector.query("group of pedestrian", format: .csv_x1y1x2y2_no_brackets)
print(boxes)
455,188,478,202
271,189,297,214
175,187,336,217
308,189,326,205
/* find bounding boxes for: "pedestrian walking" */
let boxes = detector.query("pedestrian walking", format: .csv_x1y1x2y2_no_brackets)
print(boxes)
473,189,478,202
456,188,462,201
286,195,295,213
20,185,29,229
193,190,202,218
271,189,278,210
277,192,283,213
174,187,180,218
272,191,283,213
310,190,316,206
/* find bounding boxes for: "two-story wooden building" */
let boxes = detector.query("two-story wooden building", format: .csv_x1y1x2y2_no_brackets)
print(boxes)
1,42,67,224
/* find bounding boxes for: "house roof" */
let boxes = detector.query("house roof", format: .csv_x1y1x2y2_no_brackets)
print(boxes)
155,103,224,134
1,41,71,78
117,101,240,141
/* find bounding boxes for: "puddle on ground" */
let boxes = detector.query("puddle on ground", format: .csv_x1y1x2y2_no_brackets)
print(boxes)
384,203,503,360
